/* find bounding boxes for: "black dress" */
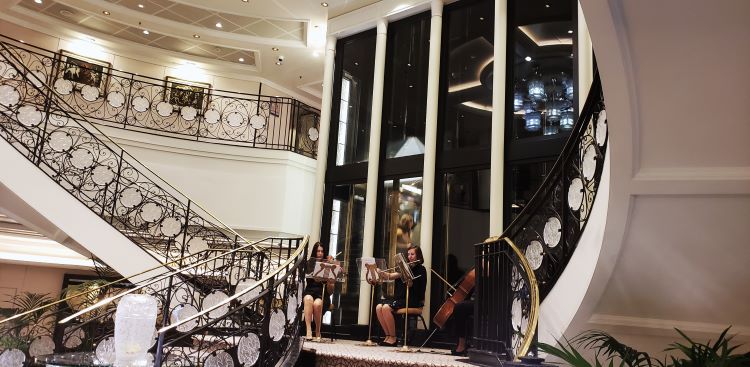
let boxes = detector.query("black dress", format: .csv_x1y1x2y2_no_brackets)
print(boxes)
384,264,427,310
303,277,332,311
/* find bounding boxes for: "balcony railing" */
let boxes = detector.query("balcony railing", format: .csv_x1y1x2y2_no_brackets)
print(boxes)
0,35,320,158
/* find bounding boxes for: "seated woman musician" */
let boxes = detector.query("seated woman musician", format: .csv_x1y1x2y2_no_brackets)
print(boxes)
374,244,427,346
302,242,335,339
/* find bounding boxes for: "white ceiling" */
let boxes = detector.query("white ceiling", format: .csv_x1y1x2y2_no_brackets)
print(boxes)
0,0,383,103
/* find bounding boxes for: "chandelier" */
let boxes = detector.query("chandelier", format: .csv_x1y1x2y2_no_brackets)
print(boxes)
518,72,576,133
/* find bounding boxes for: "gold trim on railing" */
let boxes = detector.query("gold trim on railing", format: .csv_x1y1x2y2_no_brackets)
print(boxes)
58,236,296,324
159,236,309,334
502,237,540,360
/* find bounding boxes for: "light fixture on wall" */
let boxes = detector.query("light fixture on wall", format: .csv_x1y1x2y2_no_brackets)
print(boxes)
524,111,541,132
528,78,545,102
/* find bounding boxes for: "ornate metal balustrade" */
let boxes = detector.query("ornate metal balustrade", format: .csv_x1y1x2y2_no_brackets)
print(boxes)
472,72,607,362
0,41,267,267
0,236,307,367
0,35,320,158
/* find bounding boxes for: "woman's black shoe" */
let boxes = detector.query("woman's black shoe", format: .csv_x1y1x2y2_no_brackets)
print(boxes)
378,338,397,347
451,348,467,356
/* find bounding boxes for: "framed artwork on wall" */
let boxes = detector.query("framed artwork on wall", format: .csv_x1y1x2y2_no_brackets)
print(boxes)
58,50,112,94
164,76,211,111
269,96,281,117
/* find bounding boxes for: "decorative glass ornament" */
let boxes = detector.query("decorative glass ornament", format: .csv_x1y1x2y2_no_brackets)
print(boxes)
524,111,541,132
560,111,575,130
115,294,158,367
528,79,545,102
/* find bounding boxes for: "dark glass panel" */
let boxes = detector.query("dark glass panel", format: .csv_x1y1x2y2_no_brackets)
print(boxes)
507,160,555,222
441,0,495,152
333,33,377,166
383,13,431,159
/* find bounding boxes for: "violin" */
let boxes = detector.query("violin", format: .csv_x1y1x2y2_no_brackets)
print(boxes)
432,268,475,330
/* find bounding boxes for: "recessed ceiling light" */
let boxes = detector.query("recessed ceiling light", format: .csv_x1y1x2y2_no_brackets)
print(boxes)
143,29,149,35
272,47,279,51
193,34,200,38
138,3,144,8
34,0,42,4
568,30,573,34
479,17,484,21
525,56,532,62
238,57,244,62
354,62,359,66
102,10,110,15
242,0,248,2
545,4,550,8
215,22,223,28
275,61,281,65
409,85,413,88
19,40,25,43
321,2,328,7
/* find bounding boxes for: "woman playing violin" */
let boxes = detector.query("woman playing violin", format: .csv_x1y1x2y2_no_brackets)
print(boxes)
374,244,427,346
302,242,335,339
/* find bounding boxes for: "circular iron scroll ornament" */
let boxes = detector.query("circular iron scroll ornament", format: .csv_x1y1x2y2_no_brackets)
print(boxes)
227,112,245,127
63,326,85,348
269,309,285,341
286,292,298,322
249,114,266,130
181,106,197,121
48,131,73,152
204,108,220,124
525,241,544,270
119,187,143,208
308,127,319,142
28,70,45,88
107,91,125,108
236,278,261,306
171,304,199,333
596,110,608,146
140,202,164,223
91,165,115,186
205,350,233,367
543,217,562,248
156,101,173,117
567,178,584,210
131,96,150,112
70,148,95,169
159,216,183,237
81,85,100,101
17,105,42,127
0,348,25,367
53,78,73,95
29,335,54,357
238,332,261,366
203,290,230,319
0,84,20,106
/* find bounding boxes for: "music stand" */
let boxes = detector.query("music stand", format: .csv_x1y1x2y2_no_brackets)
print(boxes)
394,253,416,352
355,257,387,346
305,259,344,342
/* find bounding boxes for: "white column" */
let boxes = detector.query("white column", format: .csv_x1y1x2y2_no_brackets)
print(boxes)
578,1,594,111
489,0,508,236
418,0,443,326
357,19,388,324
310,36,337,244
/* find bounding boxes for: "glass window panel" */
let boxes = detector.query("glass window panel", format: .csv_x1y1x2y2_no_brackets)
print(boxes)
441,0,495,152
376,176,423,298
333,34,376,166
507,160,555,221
510,0,575,140
327,183,367,325
383,13,431,159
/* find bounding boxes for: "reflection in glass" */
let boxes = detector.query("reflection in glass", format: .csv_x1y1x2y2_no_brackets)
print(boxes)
510,0,575,140
441,0,495,152
508,160,555,221
334,33,376,166
327,183,367,325
383,13,430,159
377,177,423,298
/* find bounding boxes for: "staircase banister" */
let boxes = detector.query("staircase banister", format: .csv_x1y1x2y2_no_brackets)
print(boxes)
56,236,297,324
0,41,260,254
158,235,309,334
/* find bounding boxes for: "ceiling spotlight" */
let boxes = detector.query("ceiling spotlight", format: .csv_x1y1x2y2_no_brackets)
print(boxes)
102,10,110,15
272,47,279,51
275,61,281,65
242,0,248,2
215,22,223,28
142,29,149,35
479,17,484,21
545,3,550,8
525,56,532,62
138,3,144,8
34,0,42,4
193,34,200,38
19,40,25,43
238,57,244,62
568,30,574,34
354,62,359,66
321,2,328,7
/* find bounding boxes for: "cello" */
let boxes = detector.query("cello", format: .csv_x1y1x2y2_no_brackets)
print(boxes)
432,268,475,330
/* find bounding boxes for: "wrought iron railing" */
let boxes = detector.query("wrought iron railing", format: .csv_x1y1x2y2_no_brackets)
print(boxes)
0,41,267,266
0,35,320,158
0,236,306,367
472,72,607,362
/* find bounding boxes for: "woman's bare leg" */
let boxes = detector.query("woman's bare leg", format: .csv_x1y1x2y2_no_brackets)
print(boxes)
313,298,324,338
303,295,314,338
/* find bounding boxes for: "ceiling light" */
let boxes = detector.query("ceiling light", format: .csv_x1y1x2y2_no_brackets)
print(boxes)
242,0,248,2
142,29,149,35
525,56,532,62
102,10,110,15
238,57,244,62
479,17,484,21
193,34,200,38
568,30,573,34
272,47,279,51
321,2,328,7
34,0,42,3
19,40,25,43
138,3,144,8
545,4,550,8
354,62,359,66
215,22,223,28
275,61,281,65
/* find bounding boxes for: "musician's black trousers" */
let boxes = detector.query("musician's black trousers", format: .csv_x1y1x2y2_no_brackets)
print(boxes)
449,300,474,339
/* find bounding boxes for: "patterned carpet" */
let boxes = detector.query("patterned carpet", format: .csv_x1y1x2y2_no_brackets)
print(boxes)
303,339,476,367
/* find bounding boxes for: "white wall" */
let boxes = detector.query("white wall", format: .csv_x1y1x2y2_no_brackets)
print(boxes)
97,126,317,236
